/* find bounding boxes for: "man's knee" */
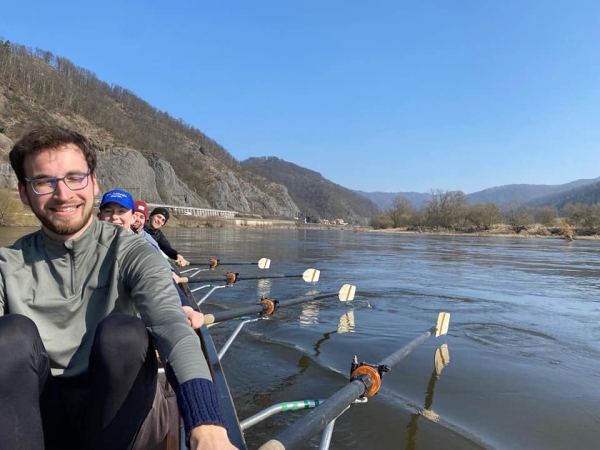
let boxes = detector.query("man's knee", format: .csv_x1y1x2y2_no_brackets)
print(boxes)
0,315,47,383
0,314,42,353
92,314,150,361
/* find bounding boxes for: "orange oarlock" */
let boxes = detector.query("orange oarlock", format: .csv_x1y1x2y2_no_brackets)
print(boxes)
350,365,381,398
225,272,237,284
209,258,219,269
259,298,276,316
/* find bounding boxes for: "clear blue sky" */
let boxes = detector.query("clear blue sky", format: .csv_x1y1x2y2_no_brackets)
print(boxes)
2,1,599,194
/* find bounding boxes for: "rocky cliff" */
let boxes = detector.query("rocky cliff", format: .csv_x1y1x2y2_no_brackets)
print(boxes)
0,131,300,217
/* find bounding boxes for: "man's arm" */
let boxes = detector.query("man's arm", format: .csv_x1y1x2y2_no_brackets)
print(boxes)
121,237,231,444
0,281,4,317
151,229,180,260
0,263,5,317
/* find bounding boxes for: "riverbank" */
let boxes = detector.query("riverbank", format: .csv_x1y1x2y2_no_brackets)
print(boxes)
171,216,596,241
8,211,596,240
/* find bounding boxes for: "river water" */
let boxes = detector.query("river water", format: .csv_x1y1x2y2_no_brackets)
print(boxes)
2,226,599,449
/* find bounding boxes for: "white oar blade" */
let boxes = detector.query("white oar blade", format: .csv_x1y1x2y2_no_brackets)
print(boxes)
338,284,356,301
434,343,450,376
435,312,450,337
258,258,271,269
302,268,320,283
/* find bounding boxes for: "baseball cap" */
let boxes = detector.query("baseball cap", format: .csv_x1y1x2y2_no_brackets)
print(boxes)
100,189,134,211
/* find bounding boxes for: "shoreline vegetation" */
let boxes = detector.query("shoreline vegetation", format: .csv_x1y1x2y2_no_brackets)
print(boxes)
0,188,593,240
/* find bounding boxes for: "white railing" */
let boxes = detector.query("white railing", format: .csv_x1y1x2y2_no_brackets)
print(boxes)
146,203,237,219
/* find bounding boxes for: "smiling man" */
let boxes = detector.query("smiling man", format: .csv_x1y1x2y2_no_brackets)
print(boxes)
0,126,234,450
144,207,190,267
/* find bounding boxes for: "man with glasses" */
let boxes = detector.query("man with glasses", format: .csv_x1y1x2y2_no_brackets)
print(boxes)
0,125,234,450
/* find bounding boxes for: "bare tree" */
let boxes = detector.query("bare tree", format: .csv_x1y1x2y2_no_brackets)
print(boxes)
370,214,394,229
422,189,468,228
502,201,534,233
465,203,502,229
386,195,416,228
534,206,557,226
562,203,596,229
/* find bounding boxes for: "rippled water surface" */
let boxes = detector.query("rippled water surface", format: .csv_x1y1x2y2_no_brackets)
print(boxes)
3,227,600,449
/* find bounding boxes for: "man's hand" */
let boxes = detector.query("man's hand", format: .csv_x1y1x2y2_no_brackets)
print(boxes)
175,254,190,267
172,272,181,284
182,306,204,330
190,424,237,450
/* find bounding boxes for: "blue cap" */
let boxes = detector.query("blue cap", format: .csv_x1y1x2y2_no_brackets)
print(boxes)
100,189,134,211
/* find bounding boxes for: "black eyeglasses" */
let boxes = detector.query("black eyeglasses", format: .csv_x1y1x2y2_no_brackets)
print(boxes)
23,171,91,195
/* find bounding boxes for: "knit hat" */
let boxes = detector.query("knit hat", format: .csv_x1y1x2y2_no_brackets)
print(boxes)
100,189,134,211
134,201,149,221
150,207,170,223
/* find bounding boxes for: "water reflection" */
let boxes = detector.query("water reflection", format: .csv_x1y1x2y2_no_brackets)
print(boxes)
337,310,355,333
256,278,273,298
299,302,319,327
406,344,450,450
312,310,356,357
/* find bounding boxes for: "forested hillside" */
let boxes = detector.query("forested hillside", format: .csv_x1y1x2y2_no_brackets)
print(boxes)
0,40,303,217
527,182,600,210
243,156,380,224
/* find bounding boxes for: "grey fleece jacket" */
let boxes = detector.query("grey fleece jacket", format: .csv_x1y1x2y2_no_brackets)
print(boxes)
0,219,226,432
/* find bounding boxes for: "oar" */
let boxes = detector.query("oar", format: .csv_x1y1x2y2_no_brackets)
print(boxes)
179,268,320,285
186,257,271,269
203,284,356,325
259,312,450,450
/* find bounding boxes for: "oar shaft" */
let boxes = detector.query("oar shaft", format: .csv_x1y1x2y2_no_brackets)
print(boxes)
188,260,258,266
277,292,337,308
184,273,302,284
378,326,436,368
259,325,442,450
259,381,368,450
203,291,339,325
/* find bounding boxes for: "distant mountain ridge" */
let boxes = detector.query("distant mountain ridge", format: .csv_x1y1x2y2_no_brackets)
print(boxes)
467,177,600,205
527,181,600,209
242,156,380,224
354,190,430,210
355,177,600,211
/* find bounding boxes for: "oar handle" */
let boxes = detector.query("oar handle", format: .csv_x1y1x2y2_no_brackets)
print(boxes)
187,258,220,268
204,304,267,325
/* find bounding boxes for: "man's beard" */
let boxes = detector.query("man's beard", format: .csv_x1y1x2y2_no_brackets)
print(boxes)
38,207,94,236
29,193,94,237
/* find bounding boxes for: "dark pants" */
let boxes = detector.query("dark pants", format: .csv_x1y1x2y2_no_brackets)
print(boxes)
0,313,162,450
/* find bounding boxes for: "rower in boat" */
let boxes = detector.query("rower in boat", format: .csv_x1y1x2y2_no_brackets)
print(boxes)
0,125,235,450
97,189,204,330
144,206,190,267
